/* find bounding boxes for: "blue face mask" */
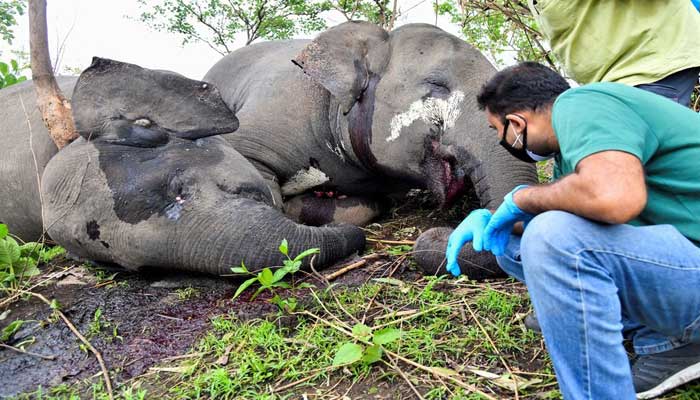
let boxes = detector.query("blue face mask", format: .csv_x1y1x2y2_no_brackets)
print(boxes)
526,148,555,162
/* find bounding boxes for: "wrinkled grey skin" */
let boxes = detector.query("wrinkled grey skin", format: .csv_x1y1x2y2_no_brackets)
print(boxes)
0,77,74,241
205,21,537,276
4,58,364,274
413,227,505,279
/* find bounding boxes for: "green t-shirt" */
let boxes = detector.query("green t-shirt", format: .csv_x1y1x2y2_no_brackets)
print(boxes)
552,83,700,244
528,0,700,85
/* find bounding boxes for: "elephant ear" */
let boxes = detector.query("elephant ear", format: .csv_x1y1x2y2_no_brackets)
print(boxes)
293,21,390,114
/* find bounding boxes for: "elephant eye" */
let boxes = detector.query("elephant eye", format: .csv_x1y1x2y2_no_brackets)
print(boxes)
424,79,451,97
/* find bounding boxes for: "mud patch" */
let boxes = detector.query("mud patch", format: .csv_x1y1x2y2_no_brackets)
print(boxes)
0,265,240,398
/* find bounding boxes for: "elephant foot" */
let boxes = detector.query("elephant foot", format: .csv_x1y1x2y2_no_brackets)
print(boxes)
413,227,505,280
284,193,383,226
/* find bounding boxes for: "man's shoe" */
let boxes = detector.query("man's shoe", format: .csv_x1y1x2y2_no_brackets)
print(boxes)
524,312,542,333
632,341,700,399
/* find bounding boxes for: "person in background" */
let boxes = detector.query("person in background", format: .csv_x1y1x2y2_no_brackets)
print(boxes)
447,62,700,399
528,0,700,107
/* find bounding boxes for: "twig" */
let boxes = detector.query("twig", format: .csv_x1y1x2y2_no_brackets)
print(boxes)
463,299,519,399
161,351,209,361
155,313,184,322
385,355,425,400
324,254,379,281
366,238,416,245
18,290,113,400
385,348,495,399
19,93,47,241
0,343,56,360
272,366,335,392
299,309,495,400
0,266,76,308
372,300,461,329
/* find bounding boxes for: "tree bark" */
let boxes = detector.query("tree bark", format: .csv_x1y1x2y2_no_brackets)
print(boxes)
29,0,77,150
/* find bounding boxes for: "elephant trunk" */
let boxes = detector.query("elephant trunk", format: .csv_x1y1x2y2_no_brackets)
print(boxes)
167,198,365,275
463,142,538,210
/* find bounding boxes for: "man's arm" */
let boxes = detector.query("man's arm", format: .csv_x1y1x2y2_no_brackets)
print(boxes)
513,150,647,224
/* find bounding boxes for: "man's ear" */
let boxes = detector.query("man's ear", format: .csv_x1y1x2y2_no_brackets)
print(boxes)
505,113,527,133
293,21,390,114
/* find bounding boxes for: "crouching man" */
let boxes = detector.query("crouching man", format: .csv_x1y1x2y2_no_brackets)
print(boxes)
447,62,700,399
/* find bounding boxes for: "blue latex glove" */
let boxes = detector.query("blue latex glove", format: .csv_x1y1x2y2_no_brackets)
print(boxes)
483,185,533,256
445,209,492,277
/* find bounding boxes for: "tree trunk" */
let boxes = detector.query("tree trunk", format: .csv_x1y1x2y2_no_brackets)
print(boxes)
29,0,77,150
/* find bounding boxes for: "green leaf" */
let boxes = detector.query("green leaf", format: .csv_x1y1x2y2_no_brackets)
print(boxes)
372,278,405,286
279,239,288,256
230,261,248,274
0,62,8,76
373,328,403,345
282,259,301,274
352,323,372,339
233,277,258,299
272,267,288,283
0,240,13,266
251,285,267,300
4,74,16,86
39,246,65,263
271,281,291,289
14,258,39,277
0,224,7,240
6,237,20,263
258,268,274,287
361,344,382,364
1,319,24,342
332,342,363,366
292,247,320,262
10,59,18,72
49,299,61,310
0,271,15,283
19,242,43,257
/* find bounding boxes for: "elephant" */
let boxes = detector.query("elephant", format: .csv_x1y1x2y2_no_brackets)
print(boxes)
204,21,538,277
2,58,364,274
0,76,73,241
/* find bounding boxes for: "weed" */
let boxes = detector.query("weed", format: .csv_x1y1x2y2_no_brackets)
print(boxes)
231,239,318,302
175,286,199,300
0,223,64,290
331,323,404,366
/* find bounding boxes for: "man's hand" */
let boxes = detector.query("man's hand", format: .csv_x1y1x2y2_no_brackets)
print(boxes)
483,185,534,256
446,209,492,277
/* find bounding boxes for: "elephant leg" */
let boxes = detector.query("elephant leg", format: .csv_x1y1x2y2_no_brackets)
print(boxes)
413,227,505,280
247,159,284,210
284,193,383,226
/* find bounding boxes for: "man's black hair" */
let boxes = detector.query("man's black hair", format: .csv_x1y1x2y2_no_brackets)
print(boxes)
476,61,570,120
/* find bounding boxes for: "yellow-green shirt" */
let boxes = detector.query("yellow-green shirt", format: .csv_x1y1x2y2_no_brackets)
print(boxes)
528,0,700,85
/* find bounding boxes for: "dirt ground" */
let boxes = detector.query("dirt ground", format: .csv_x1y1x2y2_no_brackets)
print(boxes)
0,191,461,398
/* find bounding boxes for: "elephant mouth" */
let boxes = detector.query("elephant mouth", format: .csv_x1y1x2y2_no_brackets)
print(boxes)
441,157,466,205
423,139,466,207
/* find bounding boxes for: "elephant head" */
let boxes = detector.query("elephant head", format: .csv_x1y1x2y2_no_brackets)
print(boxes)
294,22,538,208
42,58,364,274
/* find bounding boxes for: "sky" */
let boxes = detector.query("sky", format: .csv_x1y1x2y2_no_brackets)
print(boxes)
1,0,463,80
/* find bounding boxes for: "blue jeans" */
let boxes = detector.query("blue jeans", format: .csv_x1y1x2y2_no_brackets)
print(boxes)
635,67,699,107
496,211,700,399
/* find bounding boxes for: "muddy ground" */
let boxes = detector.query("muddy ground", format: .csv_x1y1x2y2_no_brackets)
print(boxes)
1,191,462,398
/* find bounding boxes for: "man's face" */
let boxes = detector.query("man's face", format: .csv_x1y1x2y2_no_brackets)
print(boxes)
485,109,556,158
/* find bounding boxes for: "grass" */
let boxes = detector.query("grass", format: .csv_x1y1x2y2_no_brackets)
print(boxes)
4,197,700,399
96,277,554,399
